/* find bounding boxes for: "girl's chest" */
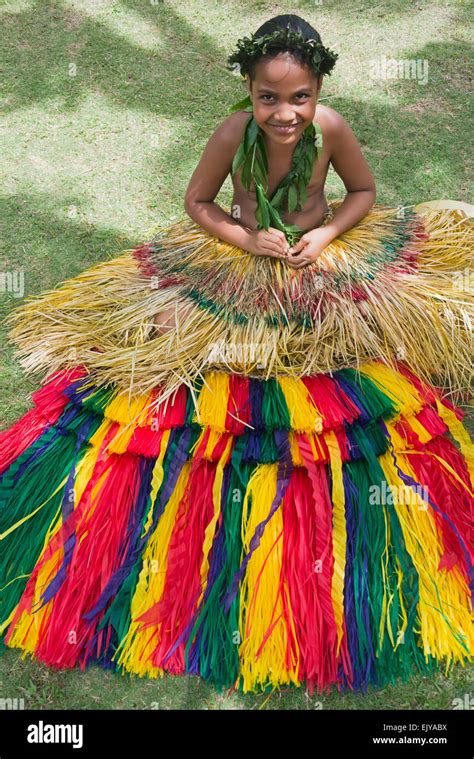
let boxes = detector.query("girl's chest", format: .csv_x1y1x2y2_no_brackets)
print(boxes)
232,142,330,200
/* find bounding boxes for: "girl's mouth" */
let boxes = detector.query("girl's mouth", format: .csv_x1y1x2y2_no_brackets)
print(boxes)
268,123,300,134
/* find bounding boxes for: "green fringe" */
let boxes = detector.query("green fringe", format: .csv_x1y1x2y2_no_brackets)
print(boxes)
0,427,80,626
262,379,292,430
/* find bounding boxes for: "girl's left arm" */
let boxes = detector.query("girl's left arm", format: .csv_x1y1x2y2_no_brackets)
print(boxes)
288,112,376,264
318,111,376,243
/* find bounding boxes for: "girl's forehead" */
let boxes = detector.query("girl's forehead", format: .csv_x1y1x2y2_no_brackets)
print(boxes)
253,54,316,90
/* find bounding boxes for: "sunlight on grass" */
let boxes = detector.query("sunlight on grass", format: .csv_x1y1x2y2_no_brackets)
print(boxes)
67,0,164,50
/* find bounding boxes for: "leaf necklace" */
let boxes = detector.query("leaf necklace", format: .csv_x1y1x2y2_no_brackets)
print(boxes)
229,94,323,247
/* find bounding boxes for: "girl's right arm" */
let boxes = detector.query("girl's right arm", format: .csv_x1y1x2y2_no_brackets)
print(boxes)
184,113,288,258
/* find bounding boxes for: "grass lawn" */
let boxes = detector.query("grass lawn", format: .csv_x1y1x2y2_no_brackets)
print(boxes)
0,0,472,710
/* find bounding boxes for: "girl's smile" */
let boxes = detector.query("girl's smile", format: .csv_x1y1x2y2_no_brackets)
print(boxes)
267,123,301,135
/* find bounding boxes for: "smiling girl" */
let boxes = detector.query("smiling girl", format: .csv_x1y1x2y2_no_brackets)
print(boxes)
185,15,376,268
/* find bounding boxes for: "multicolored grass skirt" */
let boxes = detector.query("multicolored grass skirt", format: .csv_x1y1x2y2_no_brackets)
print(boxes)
0,360,472,694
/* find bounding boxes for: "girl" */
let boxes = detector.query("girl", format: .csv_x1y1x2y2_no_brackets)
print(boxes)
187,19,375,263
156,15,376,332
0,14,472,697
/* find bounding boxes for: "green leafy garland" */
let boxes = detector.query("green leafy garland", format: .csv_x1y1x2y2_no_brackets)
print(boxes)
228,94,323,246
227,27,338,80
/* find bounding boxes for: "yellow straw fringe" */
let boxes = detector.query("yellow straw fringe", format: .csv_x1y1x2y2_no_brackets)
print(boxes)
198,436,233,603
435,399,474,487
278,377,324,432
237,463,300,692
379,452,473,667
194,372,230,432
326,431,346,655
115,449,187,678
4,202,472,402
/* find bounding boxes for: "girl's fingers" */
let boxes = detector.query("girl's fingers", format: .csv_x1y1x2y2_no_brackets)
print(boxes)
285,256,309,268
263,245,286,258
268,227,287,243
261,238,287,257
267,228,289,252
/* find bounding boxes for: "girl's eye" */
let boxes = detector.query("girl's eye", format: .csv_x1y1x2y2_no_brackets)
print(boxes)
260,93,309,101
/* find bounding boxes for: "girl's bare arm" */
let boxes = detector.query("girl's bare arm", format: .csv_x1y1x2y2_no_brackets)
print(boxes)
183,113,254,250
316,110,376,245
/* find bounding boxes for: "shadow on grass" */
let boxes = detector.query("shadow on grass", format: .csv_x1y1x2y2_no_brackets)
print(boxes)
0,193,140,299
321,38,472,204
2,2,471,205
2,0,234,119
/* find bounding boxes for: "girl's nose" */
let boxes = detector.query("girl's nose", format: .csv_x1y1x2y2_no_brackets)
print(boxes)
276,109,296,122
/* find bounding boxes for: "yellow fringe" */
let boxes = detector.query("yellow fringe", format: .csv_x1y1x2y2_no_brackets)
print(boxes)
115,447,188,678
198,436,233,604
194,372,230,432
379,452,473,665
5,505,63,653
361,362,423,417
278,377,323,432
5,202,472,401
435,398,474,487
237,463,300,691
326,431,346,655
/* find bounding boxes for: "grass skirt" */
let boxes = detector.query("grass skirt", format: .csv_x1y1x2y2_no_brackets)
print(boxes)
0,200,472,695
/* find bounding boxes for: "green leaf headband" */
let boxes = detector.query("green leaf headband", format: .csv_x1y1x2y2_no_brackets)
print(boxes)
226,26,338,80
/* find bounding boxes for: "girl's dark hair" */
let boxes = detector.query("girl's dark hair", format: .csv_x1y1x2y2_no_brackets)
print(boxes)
248,14,323,81
254,14,320,40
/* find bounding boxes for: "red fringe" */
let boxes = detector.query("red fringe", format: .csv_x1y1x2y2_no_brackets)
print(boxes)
35,451,143,667
291,438,339,690
303,374,361,430
140,456,217,674
407,437,473,568
226,375,251,434
0,367,86,474
127,427,165,457
149,384,188,428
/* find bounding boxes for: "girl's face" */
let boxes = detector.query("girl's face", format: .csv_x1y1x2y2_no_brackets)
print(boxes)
247,52,322,146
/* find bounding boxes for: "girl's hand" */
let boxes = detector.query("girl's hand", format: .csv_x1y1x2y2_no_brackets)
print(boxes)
285,229,330,268
246,228,290,258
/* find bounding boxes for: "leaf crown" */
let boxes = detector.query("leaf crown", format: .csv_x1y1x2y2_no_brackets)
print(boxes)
226,26,338,80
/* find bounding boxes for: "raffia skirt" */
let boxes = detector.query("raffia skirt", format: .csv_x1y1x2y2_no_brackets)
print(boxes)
0,199,472,695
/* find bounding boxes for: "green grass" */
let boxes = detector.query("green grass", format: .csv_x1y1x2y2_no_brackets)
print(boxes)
0,648,473,710
0,0,472,709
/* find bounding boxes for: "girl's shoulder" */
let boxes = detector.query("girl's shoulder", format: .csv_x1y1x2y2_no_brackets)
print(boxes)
314,105,359,157
313,104,350,133
202,111,249,161
213,110,250,143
